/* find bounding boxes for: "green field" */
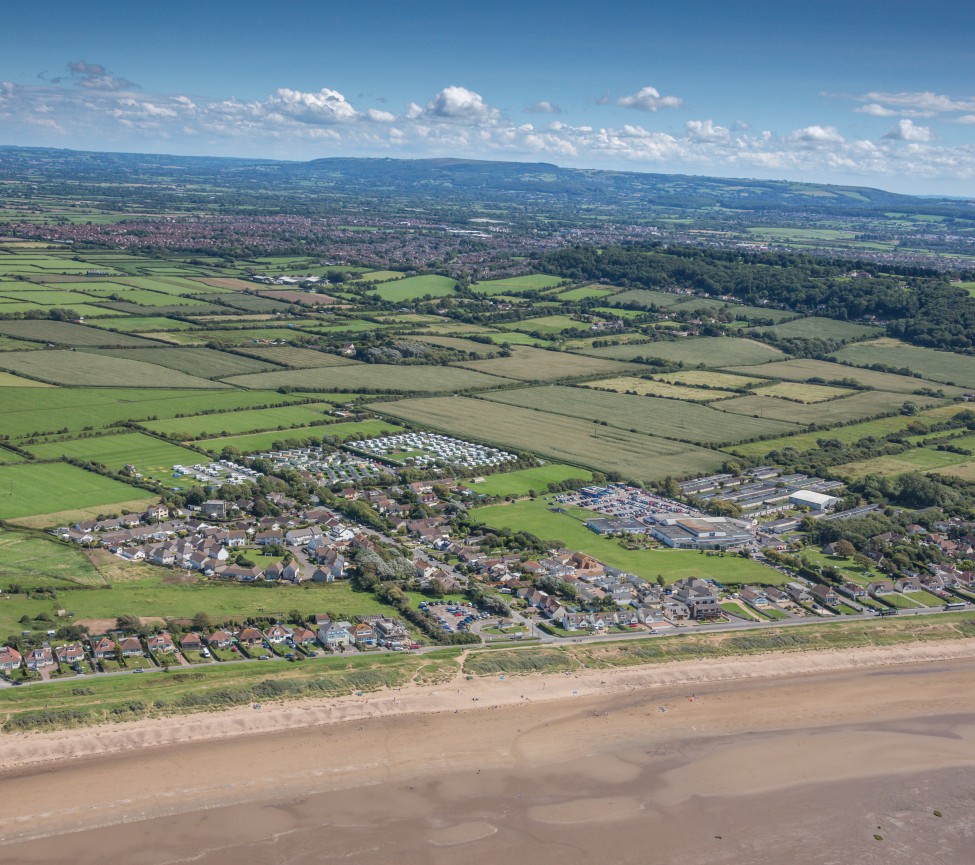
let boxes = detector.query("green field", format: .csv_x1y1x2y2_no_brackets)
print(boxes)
834,448,972,479
0,462,151,520
722,357,962,395
658,369,766,389
464,464,594,497
0,387,315,441
481,385,800,445
584,337,786,367
583,376,739,401
473,498,785,584
224,363,508,393
472,274,564,295
412,335,500,357
201,418,400,453
374,396,725,482
0,350,226,388
87,347,279,378
232,346,357,368
716,390,943,426
0,320,159,347
142,403,339,439
0,528,105,588
475,331,557,348
372,274,457,301
753,316,881,341
87,316,197,333
455,346,636,381
557,285,617,301
832,338,975,388
26,432,204,484
753,381,855,403
497,314,584,335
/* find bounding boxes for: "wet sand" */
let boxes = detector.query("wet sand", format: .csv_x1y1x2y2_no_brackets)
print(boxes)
3,648,975,863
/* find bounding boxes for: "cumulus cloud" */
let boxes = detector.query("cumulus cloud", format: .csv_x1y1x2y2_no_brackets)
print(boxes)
424,86,499,121
265,88,358,123
685,119,729,142
883,118,935,142
789,125,845,144
67,60,139,92
844,90,975,120
525,100,562,114
855,103,898,117
617,85,683,112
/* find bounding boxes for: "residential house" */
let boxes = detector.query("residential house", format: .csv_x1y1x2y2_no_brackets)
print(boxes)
281,560,302,583
208,630,234,649
670,578,721,620
89,635,117,660
810,584,839,607
180,633,204,652
118,637,144,658
785,582,813,604
868,580,895,597
255,530,284,547
146,632,176,654
317,621,352,649
23,645,55,671
290,626,317,646
0,645,23,671
265,624,292,644
350,622,377,647
895,576,921,593
236,627,264,648
55,643,86,666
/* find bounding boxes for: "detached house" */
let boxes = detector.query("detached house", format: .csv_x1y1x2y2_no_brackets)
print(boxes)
23,645,55,671
0,645,22,671
147,632,176,654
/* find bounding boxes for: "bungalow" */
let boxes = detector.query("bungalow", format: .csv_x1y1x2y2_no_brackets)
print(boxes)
89,635,117,660
55,643,86,666
180,632,204,652
764,586,788,604
810,584,839,607
350,623,377,647
265,624,292,644
146,632,176,654
236,627,264,648
23,645,55,671
0,645,23,671
895,576,921,593
221,564,264,582
290,626,317,646
118,637,144,658
208,629,234,649
739,587,769,607
868,580,895,597
841,582,869,600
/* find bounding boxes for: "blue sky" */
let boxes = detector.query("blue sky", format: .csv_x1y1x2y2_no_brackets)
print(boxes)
1,0,973,193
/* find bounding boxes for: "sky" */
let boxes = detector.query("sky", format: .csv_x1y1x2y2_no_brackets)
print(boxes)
1,0,973,194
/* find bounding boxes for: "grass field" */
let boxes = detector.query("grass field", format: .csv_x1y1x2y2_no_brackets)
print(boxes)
86,347,279,378
201,419,400,453
26,432,204,485
371,274,457,301
0,350,226,388
374,396,725,482
0,370,53,387
464,464,594,497
583,337,786,367
412,335,500,357
753,381,855,403
716,389,943,426
752,316,882,341
475,331,557,348
455,346,636,381
722,357,963,395
0,387,314,441
224,363,508,393
231,346,357,368
87,316,196,333
832,338,975,388
141,403,339,439
556,285,617,301
473,498,785,584
0,320,159,347
0,528,106,588
583,376,739,401
472,274,564,295
658,369,765,389
481,385,800,445
0,462,151,520
834,448,972,479
602,288,695,309
496,315,584,335
729,404,972,457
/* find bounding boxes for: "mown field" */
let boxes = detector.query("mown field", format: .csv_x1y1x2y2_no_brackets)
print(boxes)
87,316,197,333
831,338,975,389
753,381,855,403
374,396,725,482
141,403,340,440
496,314,584,335
200,418,400,453
0,349,227,388
583,376,739,401
0,462,151,520
85,346,280,378
454,346,637,381
481,384,800,445
232,346,359,368
834,448,974,480
25,432,204,484
472,274,564,295
224,363,507,392
752,316,882,341
0,528,106,587
658,369,765,389
463,464,594,497
0,320,159,347
583,336,786,367
371,274,457,301
716,389,944,426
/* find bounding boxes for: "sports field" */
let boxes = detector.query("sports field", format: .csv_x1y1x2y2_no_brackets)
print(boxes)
0,462,151,520
374,396,725,482
463,464,594,497
481,384,800,445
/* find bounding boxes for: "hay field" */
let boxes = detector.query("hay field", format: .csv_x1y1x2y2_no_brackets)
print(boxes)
0,350,225,388
232,346,358,368
753,381,855,403
86,347,280,378
0,320,159,347
142,403,339,439
224,363,508,393
832,338,975,388
454,346,636,381
201,419,398,453
658,369,765,389
373,396,726,482
716,390,943,425
496,315,583,335
583,336,786,367
582,376,739,401
481,385,799,445
753,316,882,340
472,274,564,295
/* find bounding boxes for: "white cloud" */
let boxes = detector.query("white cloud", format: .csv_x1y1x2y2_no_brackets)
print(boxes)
366,108,396,122
67,60,139,92
855,103,897,117
685,119,729,142
863,90,975,113
424,86,499,121
265,88,358,123
954,114,975,125
789,125,845,144
617,85,683,112
525,100,562,114
883,118,935,142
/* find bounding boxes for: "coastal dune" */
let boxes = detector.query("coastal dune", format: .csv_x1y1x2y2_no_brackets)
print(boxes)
2,640,975,863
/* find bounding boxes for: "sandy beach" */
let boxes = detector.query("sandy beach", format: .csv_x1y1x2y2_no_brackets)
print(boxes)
2,639,975,863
